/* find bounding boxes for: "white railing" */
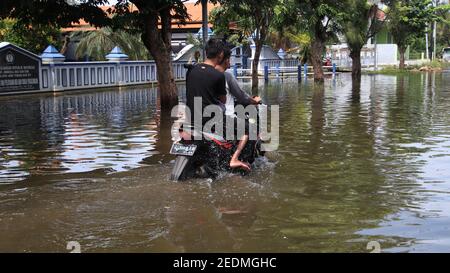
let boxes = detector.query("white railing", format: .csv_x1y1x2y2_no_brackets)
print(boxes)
332,56,375,68
233,58,339,78
40,60,188,92
260,59,300,71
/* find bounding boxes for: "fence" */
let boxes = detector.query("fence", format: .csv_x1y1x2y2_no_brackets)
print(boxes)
331,56,375,68
40,61,188,93
233,58,339,80
40,58,339,94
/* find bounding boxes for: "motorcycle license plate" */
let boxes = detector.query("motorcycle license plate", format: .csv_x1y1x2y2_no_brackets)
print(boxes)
170,143,197,156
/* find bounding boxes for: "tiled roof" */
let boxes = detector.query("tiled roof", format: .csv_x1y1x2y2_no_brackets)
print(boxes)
62,2,218,32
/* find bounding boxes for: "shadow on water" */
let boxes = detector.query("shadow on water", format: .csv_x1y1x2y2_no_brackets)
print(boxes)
0,73,450,252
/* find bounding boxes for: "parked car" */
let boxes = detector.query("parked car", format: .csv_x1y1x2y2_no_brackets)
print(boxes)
443,47,450,62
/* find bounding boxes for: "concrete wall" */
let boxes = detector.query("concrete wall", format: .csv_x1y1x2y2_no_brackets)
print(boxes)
376,44,398,65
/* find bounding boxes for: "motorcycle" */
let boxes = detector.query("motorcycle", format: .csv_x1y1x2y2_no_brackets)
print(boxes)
170,107,265,181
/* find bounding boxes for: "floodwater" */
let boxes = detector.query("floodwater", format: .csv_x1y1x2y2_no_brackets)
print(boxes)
0,73,449,252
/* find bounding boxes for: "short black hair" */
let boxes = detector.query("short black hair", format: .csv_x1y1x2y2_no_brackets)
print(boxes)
205,38,226,59
223,43,233,60
219,45,232,66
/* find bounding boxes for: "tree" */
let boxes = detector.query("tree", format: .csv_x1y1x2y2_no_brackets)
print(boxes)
339,1,383,82
1,0,190,109
435,3,450,57
388,0,437,69
0,0,110,29
0,19,62,54
269,3,312,64
111,0,190,108
291,0,345,82
212,0,278,92
71,27,150,61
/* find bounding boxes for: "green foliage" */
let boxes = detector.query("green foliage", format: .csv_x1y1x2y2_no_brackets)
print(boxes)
0,19,62,54
436,5,450,56
388,0,437,52
0,0,110,29
210,0,278,43
339,1,382,53
1,0,193,58
112,0,190,32
72,27,150,61
209,5,254,47
268,1,311,52
293,0,345,36
186,33,203,49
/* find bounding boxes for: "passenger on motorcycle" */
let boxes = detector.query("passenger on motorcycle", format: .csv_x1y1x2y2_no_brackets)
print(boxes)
214,46,262,171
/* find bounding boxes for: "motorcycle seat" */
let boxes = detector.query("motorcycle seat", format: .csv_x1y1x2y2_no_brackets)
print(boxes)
180,126,232,149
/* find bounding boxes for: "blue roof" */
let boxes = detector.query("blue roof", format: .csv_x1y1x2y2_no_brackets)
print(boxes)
105,46,128,59
41,45,65,59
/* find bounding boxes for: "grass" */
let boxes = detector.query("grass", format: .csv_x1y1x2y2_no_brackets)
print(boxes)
364,66,411,75
364,60,450,75
410,60,450,69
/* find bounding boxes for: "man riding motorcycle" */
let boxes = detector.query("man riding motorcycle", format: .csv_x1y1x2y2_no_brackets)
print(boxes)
185,38,251,171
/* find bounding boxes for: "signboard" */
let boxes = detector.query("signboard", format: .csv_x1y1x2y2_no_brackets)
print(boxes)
0,43,41,93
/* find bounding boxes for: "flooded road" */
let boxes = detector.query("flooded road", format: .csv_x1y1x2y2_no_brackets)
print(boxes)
0,73,450,252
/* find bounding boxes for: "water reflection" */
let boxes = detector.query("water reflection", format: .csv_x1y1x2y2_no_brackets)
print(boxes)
0,87,172,183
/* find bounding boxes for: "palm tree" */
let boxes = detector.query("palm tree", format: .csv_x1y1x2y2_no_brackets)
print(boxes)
340,1,380,82
71,27,150,61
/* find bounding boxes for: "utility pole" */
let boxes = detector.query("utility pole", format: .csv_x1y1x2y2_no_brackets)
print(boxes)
433,21,437,60
201,0,208,60
432,0,438,60
426,25,429,60
374,35,378,71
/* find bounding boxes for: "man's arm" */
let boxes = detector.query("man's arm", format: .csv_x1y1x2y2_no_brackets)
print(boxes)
225,72,259,105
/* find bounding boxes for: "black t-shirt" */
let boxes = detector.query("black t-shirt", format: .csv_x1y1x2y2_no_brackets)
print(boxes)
186,63,226,126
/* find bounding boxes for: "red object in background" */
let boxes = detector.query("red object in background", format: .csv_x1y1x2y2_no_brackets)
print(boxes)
323,58,332,66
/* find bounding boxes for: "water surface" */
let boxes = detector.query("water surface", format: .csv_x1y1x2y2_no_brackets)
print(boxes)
0,73,449,252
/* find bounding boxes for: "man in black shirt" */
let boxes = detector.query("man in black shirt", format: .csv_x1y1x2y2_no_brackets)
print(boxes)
186,39,227,128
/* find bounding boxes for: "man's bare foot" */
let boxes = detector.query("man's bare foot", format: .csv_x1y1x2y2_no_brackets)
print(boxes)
230,159,251,171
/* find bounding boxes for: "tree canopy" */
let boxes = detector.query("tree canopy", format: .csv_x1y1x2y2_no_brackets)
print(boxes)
71,27,150,61
0,18,62,54
0,0,110,28
388,0,440,68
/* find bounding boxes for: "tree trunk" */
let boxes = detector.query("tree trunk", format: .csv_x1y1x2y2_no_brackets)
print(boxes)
351,79,361,103
399,46,406,70
252,39,263,93
310,35,325,83
350,47,362,83
141,10,178,109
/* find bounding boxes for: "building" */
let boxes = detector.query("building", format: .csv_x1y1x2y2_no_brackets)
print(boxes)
61,2,218,60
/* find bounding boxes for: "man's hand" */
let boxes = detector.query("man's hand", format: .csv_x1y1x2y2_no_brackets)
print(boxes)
252,96,262,105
